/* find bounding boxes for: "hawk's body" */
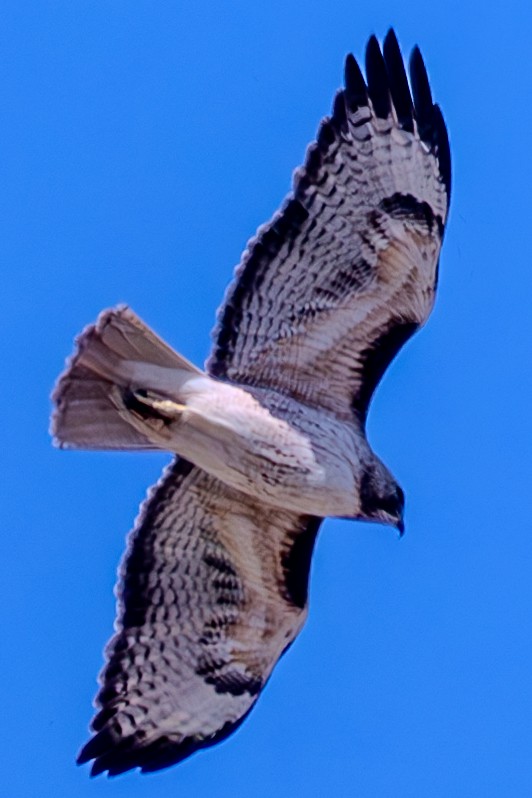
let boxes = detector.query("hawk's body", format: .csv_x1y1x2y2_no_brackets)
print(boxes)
51,31,450,776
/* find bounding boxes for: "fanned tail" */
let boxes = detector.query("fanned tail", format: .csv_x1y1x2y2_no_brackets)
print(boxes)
51,306,203,451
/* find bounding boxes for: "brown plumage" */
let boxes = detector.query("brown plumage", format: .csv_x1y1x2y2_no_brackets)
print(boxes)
51,30,450,775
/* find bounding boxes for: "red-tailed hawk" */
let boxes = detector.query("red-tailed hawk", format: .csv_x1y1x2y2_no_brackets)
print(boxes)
51,30,450,776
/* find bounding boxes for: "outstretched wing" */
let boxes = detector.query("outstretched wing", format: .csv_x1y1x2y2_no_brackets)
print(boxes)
207,30,450,423
78,457,320,776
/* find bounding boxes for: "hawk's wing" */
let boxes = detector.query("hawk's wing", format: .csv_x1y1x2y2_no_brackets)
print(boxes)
78,457,320,776
207,31,450,423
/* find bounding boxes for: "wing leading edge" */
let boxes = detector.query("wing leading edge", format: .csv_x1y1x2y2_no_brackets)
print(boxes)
78,457,320,776
208,29,450,423
73,30,450,776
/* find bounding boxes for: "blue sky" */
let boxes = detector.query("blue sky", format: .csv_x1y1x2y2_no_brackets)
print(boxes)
2,1,532,795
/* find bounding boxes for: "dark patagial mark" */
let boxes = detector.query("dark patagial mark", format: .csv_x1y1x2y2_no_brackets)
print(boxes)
353,321,419,424
117,457,194,628
210,198,309,378
280,517,321,610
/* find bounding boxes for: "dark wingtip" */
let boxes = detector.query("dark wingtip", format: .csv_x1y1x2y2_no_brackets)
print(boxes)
365,34,391,119
77,728,119,770
384,26,398,45
76,739,98,766
331,89,348,130
78,702,259,777
409,46,451,205
383,29,414,132
77,734,187,778
89,758,111,778
344,52,368,112
409,45,433,142
432,104,451,204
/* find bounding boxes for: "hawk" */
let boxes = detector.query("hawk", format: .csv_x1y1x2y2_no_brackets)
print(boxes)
51,30,450,776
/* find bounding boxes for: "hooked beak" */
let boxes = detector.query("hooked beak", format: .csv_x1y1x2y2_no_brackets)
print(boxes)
396,518,405,538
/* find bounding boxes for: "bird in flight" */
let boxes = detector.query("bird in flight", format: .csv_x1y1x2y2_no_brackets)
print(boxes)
51,29,450,776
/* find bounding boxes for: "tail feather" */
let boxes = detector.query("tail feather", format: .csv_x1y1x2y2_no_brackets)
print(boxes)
51,306,202,451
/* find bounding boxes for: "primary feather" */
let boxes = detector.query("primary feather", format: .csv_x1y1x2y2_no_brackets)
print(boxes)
51,29,450,776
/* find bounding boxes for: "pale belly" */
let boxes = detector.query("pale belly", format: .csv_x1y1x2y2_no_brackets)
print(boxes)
128,377,366,518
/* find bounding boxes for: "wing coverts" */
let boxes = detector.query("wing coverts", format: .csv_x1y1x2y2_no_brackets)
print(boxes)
52,29,450,776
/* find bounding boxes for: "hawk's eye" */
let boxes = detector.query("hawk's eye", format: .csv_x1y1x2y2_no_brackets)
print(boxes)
379,486,404,516
396,486,405,509
51,27,446,776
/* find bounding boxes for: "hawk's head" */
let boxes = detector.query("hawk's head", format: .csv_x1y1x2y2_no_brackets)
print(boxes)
358,459,405,536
